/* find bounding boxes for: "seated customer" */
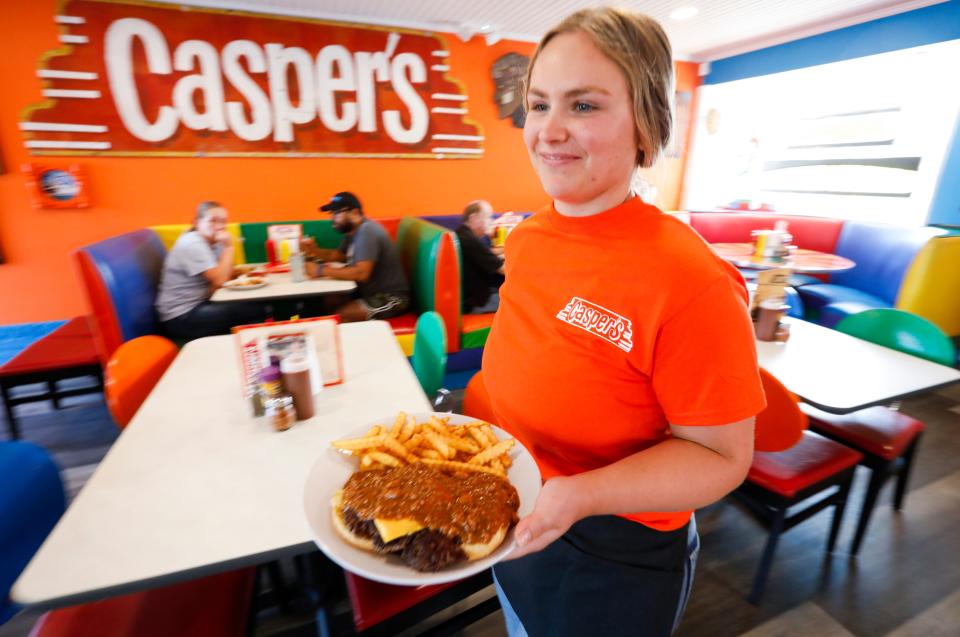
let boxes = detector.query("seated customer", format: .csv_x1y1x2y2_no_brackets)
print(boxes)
301,192,410,322
456,200,505,314
156,201,267,340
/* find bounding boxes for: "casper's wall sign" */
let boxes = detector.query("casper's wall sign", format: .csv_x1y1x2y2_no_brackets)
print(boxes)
21,0,484,158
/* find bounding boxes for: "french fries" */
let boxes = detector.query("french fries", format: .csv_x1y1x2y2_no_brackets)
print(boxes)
331,412,515,478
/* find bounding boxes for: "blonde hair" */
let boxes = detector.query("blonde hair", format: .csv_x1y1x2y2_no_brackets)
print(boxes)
524,7,674,168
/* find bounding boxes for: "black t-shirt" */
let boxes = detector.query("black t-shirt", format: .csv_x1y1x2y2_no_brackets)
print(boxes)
455,224,504,312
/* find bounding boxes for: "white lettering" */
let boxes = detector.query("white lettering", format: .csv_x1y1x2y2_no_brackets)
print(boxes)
315,45,357,133
383,53,428,144
103,18,450,147
173,39,226,131
105,18,178,142
354,51,388,133
265,44,316,143
222,40,272,142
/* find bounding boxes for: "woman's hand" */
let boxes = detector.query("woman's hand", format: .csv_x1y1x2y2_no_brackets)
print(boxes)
507,475,585,560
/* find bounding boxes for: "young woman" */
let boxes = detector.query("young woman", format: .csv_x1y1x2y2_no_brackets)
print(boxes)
156,201,267,340
481,9,766,636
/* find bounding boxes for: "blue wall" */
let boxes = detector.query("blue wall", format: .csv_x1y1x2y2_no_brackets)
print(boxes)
704,0,960,227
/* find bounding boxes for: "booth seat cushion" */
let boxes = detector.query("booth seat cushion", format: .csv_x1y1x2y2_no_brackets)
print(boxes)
819,301,889,329
829,222,947,306
797,284,888,316
748,431,863,499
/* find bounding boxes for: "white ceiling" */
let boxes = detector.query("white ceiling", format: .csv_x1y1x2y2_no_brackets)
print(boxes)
149,0,946,61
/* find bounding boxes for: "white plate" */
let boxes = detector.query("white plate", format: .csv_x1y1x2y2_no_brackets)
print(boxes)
222,279,268,291
303,412,541,586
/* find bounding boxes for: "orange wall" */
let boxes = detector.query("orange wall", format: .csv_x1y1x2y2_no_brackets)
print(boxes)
0,0,699,325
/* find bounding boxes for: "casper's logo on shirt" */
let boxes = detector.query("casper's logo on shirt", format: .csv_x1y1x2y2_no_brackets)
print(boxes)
556,297,634,353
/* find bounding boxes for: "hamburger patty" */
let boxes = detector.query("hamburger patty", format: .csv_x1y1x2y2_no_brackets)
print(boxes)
344,505,467,571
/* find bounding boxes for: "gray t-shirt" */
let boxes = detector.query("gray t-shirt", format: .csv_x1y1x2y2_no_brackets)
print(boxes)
155,231,222,321
339,219,409,298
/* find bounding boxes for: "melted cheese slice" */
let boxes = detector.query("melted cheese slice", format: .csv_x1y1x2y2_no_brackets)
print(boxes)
374,518,424,543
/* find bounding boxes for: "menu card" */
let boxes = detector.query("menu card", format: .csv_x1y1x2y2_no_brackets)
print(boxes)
233,316,343,400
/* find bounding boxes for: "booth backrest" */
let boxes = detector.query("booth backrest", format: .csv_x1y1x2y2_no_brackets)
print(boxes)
150,223,246,264
897,235,960,336
688,212,845,254
396,218,461,353
418,215,462,231
73,229,167,363
240,220,341,263
829,222,948,306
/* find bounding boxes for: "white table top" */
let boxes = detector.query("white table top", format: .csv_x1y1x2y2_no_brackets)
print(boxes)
210,272,355,302
13,321,430,609
757,318,960,414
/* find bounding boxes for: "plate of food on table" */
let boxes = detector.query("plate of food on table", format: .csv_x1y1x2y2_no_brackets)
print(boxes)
222,275,268,290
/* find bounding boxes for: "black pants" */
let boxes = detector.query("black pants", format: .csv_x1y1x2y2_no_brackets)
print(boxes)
493,515,691,637
160,301,270,341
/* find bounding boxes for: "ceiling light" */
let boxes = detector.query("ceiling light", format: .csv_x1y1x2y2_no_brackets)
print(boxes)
669,6,699,21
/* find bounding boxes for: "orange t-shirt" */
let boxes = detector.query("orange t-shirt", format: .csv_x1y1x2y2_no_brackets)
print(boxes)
482,196,766,531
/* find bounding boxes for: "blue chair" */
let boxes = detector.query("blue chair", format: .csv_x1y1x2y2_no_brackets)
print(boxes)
0,441,65,624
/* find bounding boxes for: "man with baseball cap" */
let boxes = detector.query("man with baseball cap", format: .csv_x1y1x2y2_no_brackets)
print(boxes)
301,191,410,322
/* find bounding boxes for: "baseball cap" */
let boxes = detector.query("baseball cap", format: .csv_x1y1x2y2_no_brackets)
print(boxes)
320,191,362,213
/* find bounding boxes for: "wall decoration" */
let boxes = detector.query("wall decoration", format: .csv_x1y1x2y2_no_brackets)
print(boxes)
20,0,483,158
22,163,90,208
491,52,528,128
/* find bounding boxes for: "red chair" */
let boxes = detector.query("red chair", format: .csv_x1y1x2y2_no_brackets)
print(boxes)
28,570,257,637
802,404,925,556
735,369,863,603
105,335,179,429
332,571,496,635
800,309,950,555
